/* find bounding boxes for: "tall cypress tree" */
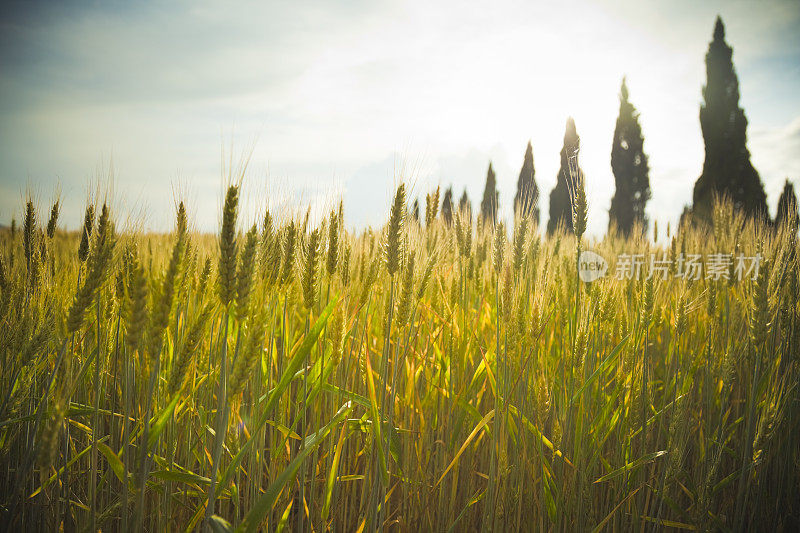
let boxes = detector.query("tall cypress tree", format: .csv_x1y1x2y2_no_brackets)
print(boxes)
692,17,768,222
441,186,454,226
609,78,651,236
480,162,499,225
547,117,583,234
775,179,799,230
458,188,471,217
514,141,539,222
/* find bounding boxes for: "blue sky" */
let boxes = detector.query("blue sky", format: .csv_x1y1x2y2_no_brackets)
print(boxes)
1,0,798,235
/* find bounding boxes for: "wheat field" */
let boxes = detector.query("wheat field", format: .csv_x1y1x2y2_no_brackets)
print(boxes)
0,180,798,532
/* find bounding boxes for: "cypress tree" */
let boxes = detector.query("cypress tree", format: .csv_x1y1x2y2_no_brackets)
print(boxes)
547,117,583,234
480,162,499,225
692,17,768,222
458,188,471,217
609,78,650,236
679,206,693,232
514,141,539,222
775,179,799,230
442,186,454,225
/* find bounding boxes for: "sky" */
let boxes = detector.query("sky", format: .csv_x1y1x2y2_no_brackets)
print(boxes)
1,0,799,235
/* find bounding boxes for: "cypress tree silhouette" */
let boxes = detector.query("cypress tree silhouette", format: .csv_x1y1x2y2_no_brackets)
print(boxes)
679,205,693,232
442,186,454,226
514,141,539,222
692,16,768,222
547,118,583,234
775,179,799,230
609,78,650,236
458,188,471,217
480,162,499,225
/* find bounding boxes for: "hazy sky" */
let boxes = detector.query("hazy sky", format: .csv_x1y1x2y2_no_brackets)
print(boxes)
1,0,798,235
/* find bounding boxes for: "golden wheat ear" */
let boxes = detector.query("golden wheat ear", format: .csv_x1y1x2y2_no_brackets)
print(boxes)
78,203,95,263
124,247,149,355
326,209,340,277
218,185,239,308
281,220,297,286
235,224,259,320
301,227,321,310
45,200,59,239
493,221,506,273
386,183,406,277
